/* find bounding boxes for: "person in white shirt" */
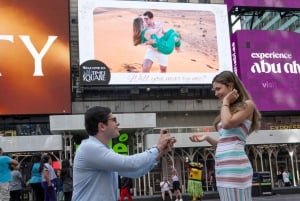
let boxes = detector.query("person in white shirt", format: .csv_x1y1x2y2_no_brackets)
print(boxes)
40,154,57,201
160,177,173,201
282,169,291,187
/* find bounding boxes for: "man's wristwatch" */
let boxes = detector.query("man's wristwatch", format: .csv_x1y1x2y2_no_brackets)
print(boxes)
151,144,161,154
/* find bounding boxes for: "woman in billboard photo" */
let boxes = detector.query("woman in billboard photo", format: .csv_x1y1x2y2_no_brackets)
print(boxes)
189,71,261,201
133,17,181,55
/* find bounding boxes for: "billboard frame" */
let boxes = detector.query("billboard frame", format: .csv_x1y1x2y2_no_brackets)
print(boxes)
78,0,232,85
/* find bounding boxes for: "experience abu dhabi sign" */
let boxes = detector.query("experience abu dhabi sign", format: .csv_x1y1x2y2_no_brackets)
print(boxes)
231,30,300,112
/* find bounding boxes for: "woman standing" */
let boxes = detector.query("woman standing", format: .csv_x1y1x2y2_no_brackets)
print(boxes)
39,154,57,201
189,71,261,201
172,170,183,201
28,153,44,201
60,159,73,201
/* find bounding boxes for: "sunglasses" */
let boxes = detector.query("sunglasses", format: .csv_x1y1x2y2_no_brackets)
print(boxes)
108,117,117,123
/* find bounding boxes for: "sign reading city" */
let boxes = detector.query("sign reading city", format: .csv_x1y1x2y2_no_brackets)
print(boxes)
0,0,71,115
78,0,232,85
231,30,300,112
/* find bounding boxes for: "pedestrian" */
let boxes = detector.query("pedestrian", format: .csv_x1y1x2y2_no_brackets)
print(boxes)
40,154,57,201
0,147,19,201
119,177,133,201
72,106,176,201
9,164,24,201
288,170,294,186
60,159,73,201
172,170,183,201
209,169,217,191
282,169,291,187
27,153,44,201
55,170,63,201
277,170,283,187
189,71,261,201
160,176,173,201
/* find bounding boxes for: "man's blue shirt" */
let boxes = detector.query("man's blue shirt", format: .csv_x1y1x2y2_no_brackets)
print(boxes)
72,136,159,201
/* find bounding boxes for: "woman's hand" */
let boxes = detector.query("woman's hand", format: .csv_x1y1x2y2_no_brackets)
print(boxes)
145,39,155,45
189,134,207,142
223,89,239,105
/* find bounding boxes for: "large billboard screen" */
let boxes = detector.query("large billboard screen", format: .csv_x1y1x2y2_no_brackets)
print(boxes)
231,30,300,112
0,0,71,115
225,0,300,12
78,0,232,85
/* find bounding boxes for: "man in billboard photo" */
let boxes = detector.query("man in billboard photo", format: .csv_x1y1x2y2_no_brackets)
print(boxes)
141,11,170,73
72,106,176,201
189,71,261,201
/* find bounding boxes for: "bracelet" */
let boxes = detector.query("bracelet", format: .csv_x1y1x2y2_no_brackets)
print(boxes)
222,104,229,107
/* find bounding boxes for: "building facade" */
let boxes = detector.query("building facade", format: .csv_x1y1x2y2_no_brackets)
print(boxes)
0,0,300,197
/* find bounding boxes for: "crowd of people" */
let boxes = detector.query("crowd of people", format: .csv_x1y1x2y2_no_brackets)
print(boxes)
0,149,73,201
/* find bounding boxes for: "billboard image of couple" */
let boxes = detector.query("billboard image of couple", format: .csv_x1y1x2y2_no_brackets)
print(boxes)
78,0,232,85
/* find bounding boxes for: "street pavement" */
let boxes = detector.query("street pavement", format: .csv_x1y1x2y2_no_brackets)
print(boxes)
201,194,300,201
133,187,300,201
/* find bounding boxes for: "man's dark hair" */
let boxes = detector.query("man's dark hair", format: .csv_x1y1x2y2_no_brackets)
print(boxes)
84,106,111,136
143,11,153,19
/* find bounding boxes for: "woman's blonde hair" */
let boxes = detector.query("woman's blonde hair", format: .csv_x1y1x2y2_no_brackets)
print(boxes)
212,71,261,133
133,17,143,46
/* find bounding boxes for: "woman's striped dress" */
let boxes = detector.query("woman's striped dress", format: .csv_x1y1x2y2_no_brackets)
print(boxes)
215,120,253,201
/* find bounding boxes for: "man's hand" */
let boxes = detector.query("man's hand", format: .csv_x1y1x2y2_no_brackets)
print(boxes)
145,39,155,45
157,129,176,156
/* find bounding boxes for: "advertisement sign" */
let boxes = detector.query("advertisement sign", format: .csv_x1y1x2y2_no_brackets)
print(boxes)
231,30,300,112
225,0,300,12
78,0,232,85
0,0,71,115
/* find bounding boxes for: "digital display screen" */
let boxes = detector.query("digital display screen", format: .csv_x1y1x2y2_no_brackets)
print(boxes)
78,0,232,85
231,30,300,112
0,0,71,115
225,0,300,11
